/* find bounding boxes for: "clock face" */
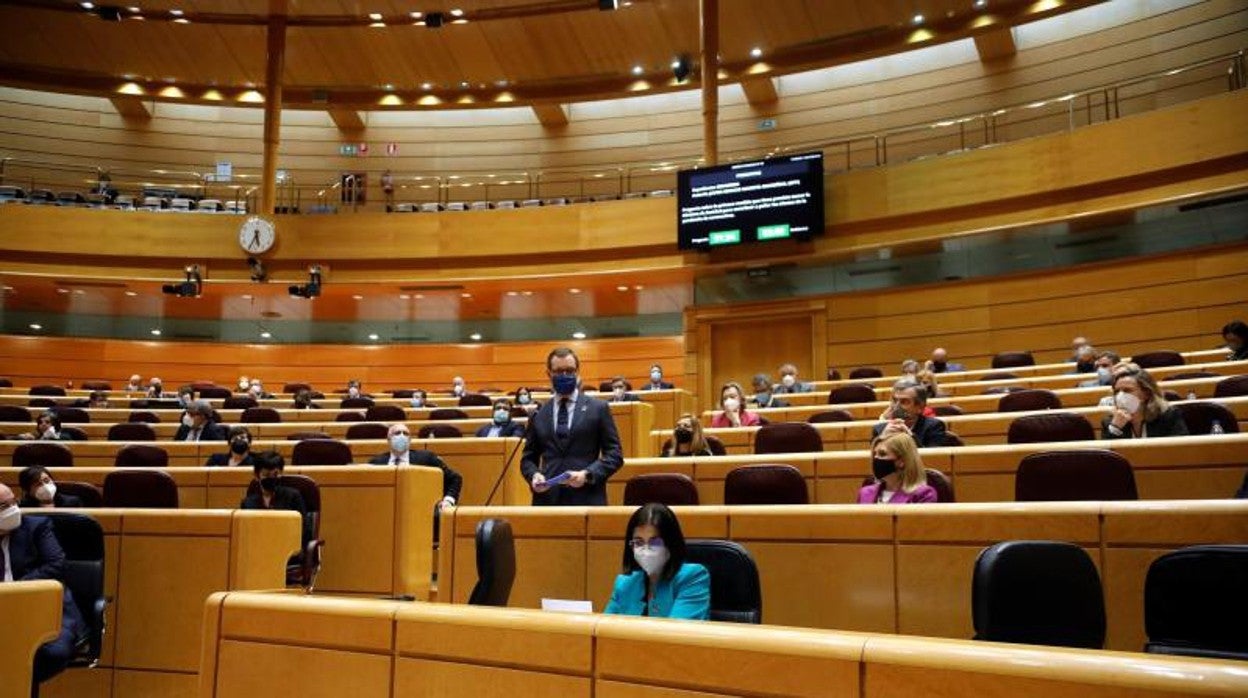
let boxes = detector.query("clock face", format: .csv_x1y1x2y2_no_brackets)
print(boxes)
238,216,276,254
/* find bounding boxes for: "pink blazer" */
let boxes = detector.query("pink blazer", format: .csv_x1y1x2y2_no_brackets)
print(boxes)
710,410,761,428
857,482,938,504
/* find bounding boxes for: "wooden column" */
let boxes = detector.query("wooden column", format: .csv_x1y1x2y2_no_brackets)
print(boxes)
260,0,287,216
700,0,719,166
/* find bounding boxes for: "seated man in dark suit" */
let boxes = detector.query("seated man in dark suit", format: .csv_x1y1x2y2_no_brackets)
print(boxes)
239,451,312,550
173,400,228,442
475,399,527,438
641,364,675,390
17,467,84,510
606,376,641,403
70,390,109,409
291,389,321,410
870,380,948,448
369,424,463,511
0,483,87,694
205,427,255,467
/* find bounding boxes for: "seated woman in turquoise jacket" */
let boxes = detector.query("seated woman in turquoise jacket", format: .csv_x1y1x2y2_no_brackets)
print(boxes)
604,502,710,620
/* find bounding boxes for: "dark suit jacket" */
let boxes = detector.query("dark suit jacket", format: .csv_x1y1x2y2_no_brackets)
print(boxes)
4,516,86,639
641,382,675,391
368,450,463,501
520,392,623,505
608,394,641,403
474,422,527,438
18,493,84,509
173,421,228,442
241,486,311,546
1101,407,1189,439
870,414,948,448
205,452,255,467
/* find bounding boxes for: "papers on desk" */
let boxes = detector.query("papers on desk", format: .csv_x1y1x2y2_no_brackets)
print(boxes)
541,598,593,613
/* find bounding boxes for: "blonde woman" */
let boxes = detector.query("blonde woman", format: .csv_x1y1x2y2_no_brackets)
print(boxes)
857,433,936,504
662,413,715,457
1102,368,1188,439
710,381,761,428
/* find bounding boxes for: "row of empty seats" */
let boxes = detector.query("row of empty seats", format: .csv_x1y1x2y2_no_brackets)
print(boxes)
389,189,673,212
0,186,246,213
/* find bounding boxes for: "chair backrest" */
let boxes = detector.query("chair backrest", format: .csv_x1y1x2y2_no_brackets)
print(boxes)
103,469,179,508
339,397,376,409
13,441,74,469
724,464,809,505
1006,412,1095,444
459,394,493,407
222,396,258,410
1144,545,1248,660
1014,449,1138,501
286,431,332,441
753,422,823,454
113,444,169,468
197,386,232,399
979,372,1019,381
0,405,32,422
827,384,877,404
47,513,107,665
429,408,469,420
991,351,1036,368
1173,401,1240,435
29,398,58,408
283,382,312,394
1131,350,1185,369
1166,371,1220,381
941,431,965,447
1213,375,1248,398
623,474,700,506
932,404,964,417
291,439,354,466
685,540,762,624
997,389,1063,413
54,407,91,423
807,409,854,423
334,411,366,422
107,422,156,441
80,381,112,391
391,389,415,399
925,468,956,502
58,426,88,441
345,422,391,440
30,384,67,396
418,424,463,439
126,410,160,424
0,378,11,388
57,481,103,507
365,405,406,422
705,435,727,456
468,518,516,606
241,407,282,423
972,540,1105,649
848,367,883,379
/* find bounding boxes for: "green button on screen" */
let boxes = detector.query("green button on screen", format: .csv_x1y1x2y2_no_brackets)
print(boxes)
708,230,742,246
757,224,791,240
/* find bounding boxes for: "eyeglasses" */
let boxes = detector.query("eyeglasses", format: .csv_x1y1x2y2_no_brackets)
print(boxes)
550,368,578,376
630,537,665,551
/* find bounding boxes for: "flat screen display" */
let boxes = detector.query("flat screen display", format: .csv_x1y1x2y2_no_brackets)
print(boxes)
677,151,824,251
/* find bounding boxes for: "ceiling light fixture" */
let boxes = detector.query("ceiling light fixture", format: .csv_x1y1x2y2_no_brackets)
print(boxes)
150,328,162,336
569,288,581,294
169,8,182,15
631,64,644,75
912,13,925,25
572,331,587,339
124,290,138,296
449,8,464,16
974,0,987,7
368,12,382,20
368,333,380,341
750,47,762,58
29,323,42,330
80,1,94,8
469,332,482,341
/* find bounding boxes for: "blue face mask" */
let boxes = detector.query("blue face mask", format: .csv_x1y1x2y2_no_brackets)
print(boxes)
493,409,510,425
390,433,410,453
517,393,531,405
756,392,771,405
551,373,578,395
410,396,424,408
650,370,662,383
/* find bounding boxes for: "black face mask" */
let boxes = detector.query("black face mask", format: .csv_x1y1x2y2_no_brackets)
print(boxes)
872,457,898,481
1075,361,1095,373
230,439,250,455
931,361,946,372
674,427,693,444
259,476,280,491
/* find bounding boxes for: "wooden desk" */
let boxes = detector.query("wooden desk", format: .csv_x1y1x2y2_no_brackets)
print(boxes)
0,579,63,698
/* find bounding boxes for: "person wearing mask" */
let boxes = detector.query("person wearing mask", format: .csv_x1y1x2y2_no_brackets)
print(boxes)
604,503,709,619
662,414,716,457
18,412,67,441
0,483,88,693
710,381,761,428
174,400,228,442
871,380,947,448
236,376,251,393
147,377,166,398
345,379,368,400
476,399,526,438
1069,336,1091,362
370,424,462,511
1097,361,1141,407
774,363,814,394
915,369,944,401
642,364,674,390
125,374,143,392
513,387,537,413
857,433,937,504
238,451,312,549
1078,351,1121,388
607,376,640,403
292,389,320,409
17,467,83,509
1072,344,1098,374
750,374,789,409
409,388,435,409
206,427,255,467
450,376,467,398
248,379,274,400
1223,320,1248,361
1102,368,1189,439
924,347,964,374
176,386,196,409
520,347,624,506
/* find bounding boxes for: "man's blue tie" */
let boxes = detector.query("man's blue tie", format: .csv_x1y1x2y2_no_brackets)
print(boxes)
556,397,570,439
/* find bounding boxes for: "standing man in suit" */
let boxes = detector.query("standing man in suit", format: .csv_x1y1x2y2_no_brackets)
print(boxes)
370,424,462,511
522,347,623,506
641,364,675,390
0,483,86,694
174,400,228,442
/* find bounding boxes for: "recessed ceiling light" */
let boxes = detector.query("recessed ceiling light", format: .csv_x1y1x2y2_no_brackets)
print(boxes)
173,17,189,23
241,294,253,300
73,289,86,295
617,285,629,291
460,81,470,89
124,290,137,296
29,323,42,330
383,84,394,91
569,288,581,294
368,333,380,341
449,8,464,16
461,292,472,298
631,65,644,76
670,58,681,69
974,0,987,7
352,294,364,300
399,293,411,299
750,47,762,58
128,6,140,12
56,288,69,294
260,331,271,338
415,293,425,299
572,331,586,339
506,291,518,297
150,328,162,336
80,1,94,9
370,21,385,27
169,8,182,15
421,82,433,90
2,285,14,292
912,13,924,25
522,291,533,296
368,12,382,20
409,11,422,18
469,333,482,341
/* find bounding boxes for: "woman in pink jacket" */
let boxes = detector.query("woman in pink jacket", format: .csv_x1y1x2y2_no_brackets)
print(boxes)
857,433,937,504
709,381,762,428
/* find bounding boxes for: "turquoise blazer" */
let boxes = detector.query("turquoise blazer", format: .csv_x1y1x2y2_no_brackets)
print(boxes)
604,562,710,620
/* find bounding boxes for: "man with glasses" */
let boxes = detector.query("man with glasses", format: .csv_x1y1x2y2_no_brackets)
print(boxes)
520,347,623,506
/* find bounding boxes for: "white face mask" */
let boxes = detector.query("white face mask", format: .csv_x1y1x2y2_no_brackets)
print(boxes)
723,397,740,413
453,385,464,396
632,545,669,577
613,388,625,399
1115,391,1141,414
650,370,662,383
238,379,249,390
182,414,195,428
348,387,360,398
36,483,57,503
0,506,20,533
781,374,796,388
